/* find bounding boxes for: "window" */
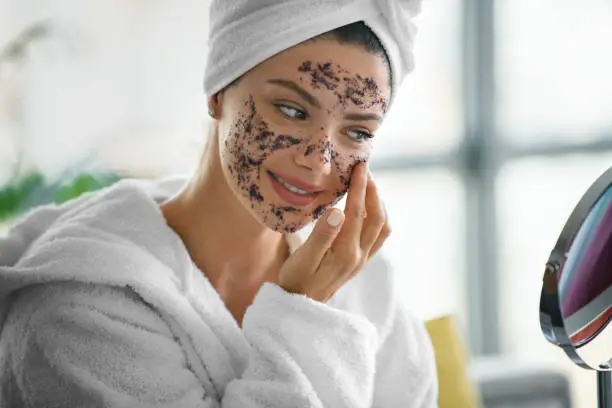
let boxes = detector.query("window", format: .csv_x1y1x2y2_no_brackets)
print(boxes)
374,0,463,157
375,169,465,324
370,0,467,333
493,1,612,406
377,1,612,406
496,0,612,143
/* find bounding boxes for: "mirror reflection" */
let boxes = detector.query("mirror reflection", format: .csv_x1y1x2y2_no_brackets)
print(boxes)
559,184,612,367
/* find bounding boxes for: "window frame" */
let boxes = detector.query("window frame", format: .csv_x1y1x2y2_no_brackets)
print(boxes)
369,0,612,357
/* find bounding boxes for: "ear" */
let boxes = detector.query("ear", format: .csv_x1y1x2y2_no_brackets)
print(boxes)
207,92,224,119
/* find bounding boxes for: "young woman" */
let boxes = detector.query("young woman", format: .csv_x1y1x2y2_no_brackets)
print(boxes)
0,0,437,407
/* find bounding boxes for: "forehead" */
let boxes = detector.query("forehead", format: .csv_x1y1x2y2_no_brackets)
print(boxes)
247,39,391,97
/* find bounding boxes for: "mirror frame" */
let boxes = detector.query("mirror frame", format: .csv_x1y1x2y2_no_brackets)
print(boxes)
540,166,612,371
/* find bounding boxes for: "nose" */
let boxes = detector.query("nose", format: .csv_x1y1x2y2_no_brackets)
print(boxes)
293,133,333,175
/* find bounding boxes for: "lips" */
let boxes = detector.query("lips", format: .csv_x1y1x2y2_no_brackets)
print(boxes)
267,170,323,207
268,171,324,193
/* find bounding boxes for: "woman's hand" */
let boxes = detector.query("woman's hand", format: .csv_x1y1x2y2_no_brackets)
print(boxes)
277,163,391,303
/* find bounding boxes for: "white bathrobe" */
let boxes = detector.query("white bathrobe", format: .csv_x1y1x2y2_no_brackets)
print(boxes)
0,176,437,408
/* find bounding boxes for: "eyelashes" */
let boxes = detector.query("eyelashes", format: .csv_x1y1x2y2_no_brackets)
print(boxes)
347,129,374,142
274,103,374,144
276,104,308,120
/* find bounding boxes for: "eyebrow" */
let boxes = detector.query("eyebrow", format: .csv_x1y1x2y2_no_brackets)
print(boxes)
266,78,321,109
344,112,383,123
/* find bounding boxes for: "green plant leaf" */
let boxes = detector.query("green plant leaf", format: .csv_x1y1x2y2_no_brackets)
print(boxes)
0,172,122,222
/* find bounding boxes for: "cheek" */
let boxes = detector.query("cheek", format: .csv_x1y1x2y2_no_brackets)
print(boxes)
222,95,312,219
220,98,262,195
223,96,303,167
329,145,369,198
225,97,304,158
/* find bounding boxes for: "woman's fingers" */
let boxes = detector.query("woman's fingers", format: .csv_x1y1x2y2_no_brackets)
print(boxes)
276,208,345,295
360,171,386,252
275,163,393,303
302,208,345,264
298,207,344,270
332,162,368,256
322,182,387,297
368,202,391,260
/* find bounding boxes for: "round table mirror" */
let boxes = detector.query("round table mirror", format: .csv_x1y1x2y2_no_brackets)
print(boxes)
540,166,612,407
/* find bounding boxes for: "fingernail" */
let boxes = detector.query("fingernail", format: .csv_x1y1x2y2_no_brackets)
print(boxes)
326,209,343,227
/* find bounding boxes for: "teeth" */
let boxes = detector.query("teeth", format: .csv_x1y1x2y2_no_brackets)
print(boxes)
271,173,312,195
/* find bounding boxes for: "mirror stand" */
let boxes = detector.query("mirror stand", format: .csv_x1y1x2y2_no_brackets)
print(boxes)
599,370,611,408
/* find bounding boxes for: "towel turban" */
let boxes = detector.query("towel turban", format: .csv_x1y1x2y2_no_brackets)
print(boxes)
203,0,422,99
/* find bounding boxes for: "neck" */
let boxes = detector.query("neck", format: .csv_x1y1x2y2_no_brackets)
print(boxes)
160,127,288,297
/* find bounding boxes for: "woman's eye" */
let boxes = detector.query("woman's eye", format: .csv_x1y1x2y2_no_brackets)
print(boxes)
277,104,307,120
347,129,374,142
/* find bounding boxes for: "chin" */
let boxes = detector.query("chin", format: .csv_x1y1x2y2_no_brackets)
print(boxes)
249,197,331,234
259,207,317,234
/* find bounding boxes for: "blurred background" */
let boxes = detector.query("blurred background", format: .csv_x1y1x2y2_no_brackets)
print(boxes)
1,1,611,407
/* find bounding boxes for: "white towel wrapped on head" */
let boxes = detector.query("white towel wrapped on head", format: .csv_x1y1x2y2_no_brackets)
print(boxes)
204,0,422,97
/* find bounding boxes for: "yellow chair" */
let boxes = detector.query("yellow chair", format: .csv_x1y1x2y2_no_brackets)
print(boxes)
425,315,482,408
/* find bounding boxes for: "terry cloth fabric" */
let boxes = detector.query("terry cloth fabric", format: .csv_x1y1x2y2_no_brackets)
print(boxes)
204,0,422,97
0,176,437,407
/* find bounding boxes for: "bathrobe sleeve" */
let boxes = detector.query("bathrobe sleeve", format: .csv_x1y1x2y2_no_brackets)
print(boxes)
225,282,380,408
232,283,438,408
371,301,438,407
0,282,213,408
1,280,432,408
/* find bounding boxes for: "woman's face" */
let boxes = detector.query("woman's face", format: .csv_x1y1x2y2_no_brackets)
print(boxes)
214,38,391,233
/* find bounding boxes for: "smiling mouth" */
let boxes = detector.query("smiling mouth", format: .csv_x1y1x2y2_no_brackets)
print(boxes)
267,171,321,195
